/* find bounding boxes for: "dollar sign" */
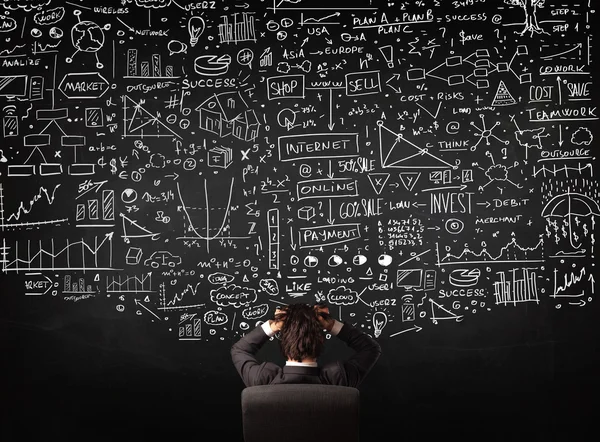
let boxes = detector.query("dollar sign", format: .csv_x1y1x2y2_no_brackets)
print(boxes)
109,158,117,174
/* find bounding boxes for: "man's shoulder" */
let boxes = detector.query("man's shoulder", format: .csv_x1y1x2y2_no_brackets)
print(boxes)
319,362,345,385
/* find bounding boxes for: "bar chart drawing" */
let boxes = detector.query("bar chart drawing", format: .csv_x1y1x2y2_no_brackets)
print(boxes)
493,268,539,306
179,314,202,340
76,189,115,224
218,13,256,44
125,49,178,79
63,275,96,295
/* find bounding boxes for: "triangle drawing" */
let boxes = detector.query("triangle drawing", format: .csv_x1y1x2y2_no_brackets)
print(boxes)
120,213,161,243
399,172,421,191
378,122,455,169
491,81,516,106
123,95,182,139
367,173,390,195
429,298,464,324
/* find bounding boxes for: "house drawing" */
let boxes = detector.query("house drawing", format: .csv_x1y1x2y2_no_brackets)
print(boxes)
196,91,260,142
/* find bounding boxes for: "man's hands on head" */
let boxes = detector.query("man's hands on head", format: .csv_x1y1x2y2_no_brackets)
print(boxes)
314,302,335,332
267,303,335,334
268,306,287,333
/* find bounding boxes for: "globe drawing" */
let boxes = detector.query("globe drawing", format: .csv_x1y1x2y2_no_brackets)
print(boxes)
71,20,104,53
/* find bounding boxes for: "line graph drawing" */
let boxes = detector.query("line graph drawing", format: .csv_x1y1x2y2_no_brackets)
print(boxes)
436,236,544,266
552,267,590,298
377,121,457,169
163,282,202,308
300,11,341,26
0,183,68,230
541,43,582,60
269,0,376,12
106,272,153,294
158,283,206,311
533,163,593,178
1,233,115,273
176,178,250,251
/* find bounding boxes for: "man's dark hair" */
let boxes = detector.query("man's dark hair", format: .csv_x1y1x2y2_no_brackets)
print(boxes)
275,303,324,362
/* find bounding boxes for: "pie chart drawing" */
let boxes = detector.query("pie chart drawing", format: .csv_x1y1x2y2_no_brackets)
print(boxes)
277,108,296,130
121,188,138,204
194,54,232,76
304,255,319,268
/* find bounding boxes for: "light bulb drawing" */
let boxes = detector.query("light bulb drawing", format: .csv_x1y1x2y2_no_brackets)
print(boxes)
372,311,388,338
66,10,110,69
188,16,206,48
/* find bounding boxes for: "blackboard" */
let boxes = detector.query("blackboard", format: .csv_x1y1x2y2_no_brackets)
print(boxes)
1,0,598,440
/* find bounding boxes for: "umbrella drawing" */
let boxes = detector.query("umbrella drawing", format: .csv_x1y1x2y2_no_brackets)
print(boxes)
542,189,600,249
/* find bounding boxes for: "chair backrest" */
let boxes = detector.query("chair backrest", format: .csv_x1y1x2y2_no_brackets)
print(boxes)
241,384,360,442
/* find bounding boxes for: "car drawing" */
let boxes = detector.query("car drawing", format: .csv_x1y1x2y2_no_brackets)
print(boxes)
143,251,182,268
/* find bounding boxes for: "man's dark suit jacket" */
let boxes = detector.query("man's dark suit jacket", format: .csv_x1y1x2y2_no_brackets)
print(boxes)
231,321,382,387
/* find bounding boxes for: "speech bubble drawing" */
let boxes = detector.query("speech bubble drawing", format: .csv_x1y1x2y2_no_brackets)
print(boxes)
0,15,17,32
204,310,228,326
135,0,171,8
167,40,187,56
327,286,359,306
259,279,279,296
34,7,65,25
242,304,269,320
210,284,257,308
208,272,235,285
3,0,51,11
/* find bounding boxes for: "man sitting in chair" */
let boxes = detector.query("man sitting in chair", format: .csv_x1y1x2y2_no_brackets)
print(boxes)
231,302,381,387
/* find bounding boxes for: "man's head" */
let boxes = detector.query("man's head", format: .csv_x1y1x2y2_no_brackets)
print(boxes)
275,303,325,362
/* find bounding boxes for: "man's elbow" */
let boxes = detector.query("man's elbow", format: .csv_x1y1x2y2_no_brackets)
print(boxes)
370,340,382,361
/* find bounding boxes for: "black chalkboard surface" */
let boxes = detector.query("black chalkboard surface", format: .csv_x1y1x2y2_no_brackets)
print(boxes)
1,0,598,440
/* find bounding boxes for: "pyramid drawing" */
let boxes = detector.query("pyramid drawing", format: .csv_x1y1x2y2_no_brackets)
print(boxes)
399,172,421,191
367,173,390,195
378,122,454,169
123,96,182,139
491,81,516,106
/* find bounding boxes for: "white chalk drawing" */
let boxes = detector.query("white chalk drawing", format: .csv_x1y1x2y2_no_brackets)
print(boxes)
0,0,596,345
